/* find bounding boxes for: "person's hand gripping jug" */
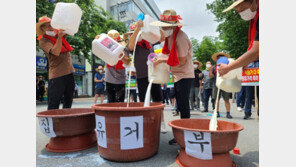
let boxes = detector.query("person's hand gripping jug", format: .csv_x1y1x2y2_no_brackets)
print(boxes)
216,57,242,93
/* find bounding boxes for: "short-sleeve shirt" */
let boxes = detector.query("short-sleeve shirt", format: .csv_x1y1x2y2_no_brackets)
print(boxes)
39,37,75,80
167,30,194,82
202,69,214,89
128,43,154,79
105,48,129,84
95,73,105,89
105,67,126,84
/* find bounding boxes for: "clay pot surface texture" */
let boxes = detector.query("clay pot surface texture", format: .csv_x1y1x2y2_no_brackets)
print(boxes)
37,108,95,137
176,149,236,167
46,130,97,153
92,102,165,162
168,119,244,154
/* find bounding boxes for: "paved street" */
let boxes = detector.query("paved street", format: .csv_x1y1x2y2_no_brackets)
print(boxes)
36,98,259,167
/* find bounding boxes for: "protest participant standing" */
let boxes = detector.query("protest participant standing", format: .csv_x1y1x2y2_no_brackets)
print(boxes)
209,52,233,119
36,75,45,102
94,66,105,104
127,21,166,133
37,16,75,110
189,60,203,111
202,61,215,112
95,30,130,103
151,9,194,144
220,0,259,119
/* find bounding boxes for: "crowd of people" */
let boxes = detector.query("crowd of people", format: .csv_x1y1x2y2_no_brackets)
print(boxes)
36,0,259,144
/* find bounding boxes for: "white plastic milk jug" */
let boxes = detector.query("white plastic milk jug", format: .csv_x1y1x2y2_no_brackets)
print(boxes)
51,2,82,36
147,53,170,84
92,33,124,66
216,58,242,93
141,15,161,44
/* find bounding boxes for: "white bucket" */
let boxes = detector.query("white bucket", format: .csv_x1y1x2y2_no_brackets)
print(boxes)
216,58,242,93
92,34,124,66
51,2,82,36
141,15,161,44
148,53,170,84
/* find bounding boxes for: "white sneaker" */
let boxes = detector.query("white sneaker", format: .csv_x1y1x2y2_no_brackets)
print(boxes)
237,107,243,112
161,122,167,134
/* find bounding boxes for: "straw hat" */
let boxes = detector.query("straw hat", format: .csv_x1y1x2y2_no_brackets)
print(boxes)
211,52,231,62
150,9,184,27
108,29,121,41
223,0,245,12
36,16,51,36
95,66,104,72
193,60,203,68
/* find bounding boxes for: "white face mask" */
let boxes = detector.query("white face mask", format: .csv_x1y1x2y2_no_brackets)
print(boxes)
239,1,257,21
45,31,56,37
193,64,198,68
163,29,174,37
206,64,211,68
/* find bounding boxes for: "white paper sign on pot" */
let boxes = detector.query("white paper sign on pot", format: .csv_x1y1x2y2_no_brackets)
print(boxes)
38,117,56,137
184,130,212,160
120,116,143,150
95,115,107,148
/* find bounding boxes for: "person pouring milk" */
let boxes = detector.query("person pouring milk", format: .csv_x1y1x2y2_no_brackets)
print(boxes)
151,9,195,145
94,30,130,103
126,21,167,133
37,16,75,110
219,0,259,120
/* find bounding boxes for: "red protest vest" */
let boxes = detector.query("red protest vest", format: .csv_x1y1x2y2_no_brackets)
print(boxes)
247,10,259,51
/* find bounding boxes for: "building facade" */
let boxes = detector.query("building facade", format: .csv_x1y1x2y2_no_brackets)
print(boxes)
36,49,88,99
94,0,161,29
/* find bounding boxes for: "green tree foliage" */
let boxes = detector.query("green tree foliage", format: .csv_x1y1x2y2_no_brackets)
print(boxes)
196,36,219,67
206,0,249,59
36,0,127,63
191,36,224,69
190,37,199,60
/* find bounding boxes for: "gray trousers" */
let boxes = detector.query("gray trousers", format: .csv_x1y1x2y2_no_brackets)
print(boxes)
189,86,200,110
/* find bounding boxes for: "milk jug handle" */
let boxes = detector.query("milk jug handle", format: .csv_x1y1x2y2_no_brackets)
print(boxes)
119,51,125,60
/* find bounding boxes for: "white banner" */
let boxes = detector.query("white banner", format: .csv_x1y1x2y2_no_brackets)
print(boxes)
38,117,56,137
95,115,107,148
120,116,143,150
184,130,212,160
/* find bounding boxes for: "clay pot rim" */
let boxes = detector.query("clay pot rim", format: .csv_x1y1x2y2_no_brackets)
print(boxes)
91,102,165,111
36,108,94,118
168,118,244,133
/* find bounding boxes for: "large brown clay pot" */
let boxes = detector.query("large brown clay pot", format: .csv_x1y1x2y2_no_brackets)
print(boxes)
176,149,236,167
36,108,97,152
92,102,165,162
168,119,244,154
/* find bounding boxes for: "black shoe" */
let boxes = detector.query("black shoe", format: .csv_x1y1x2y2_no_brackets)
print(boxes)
226,113,233,119
217,111,220,117
202,109,208,113
243,113,252,120
169,138,176,145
